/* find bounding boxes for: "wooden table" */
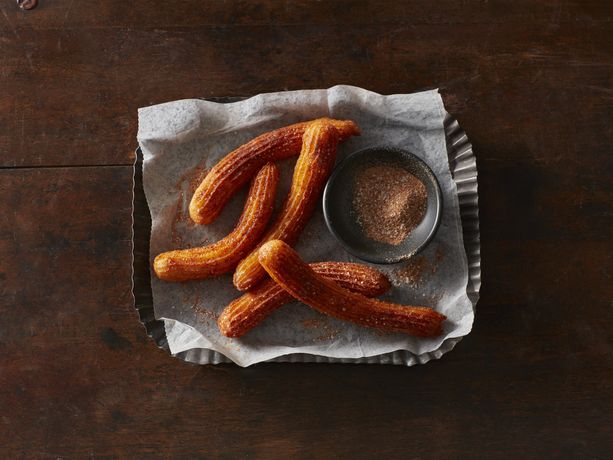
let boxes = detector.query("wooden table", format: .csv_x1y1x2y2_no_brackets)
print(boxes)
1,1,612,458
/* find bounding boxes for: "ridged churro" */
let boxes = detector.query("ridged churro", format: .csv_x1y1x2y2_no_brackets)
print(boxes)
189,118,360,224
258,240,447,337
233,119,341,291
218,262,391,337
153,163,279,282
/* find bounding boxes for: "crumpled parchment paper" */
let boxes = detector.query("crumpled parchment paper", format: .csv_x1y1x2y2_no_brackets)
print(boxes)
137,85,474,367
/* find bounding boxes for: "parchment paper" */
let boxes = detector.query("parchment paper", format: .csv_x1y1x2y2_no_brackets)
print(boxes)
137,86,474,367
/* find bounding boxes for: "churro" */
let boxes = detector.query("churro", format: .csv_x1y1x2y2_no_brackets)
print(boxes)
189,118,359,224
258,240,446,337
218,262,390,337
233,119,341,290
153,163,279,281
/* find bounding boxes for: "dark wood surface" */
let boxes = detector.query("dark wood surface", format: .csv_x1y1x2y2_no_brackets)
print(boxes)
1,1,612,458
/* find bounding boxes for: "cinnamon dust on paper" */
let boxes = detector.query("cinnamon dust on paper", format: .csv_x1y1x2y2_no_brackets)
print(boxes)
187,166,209,196
352,164,427,246
391,255,429,287
301,318,341,342
170,166,210,247
390,246,446,287
171,191,186,246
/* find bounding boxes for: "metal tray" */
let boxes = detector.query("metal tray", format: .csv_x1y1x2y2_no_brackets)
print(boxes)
132,100,480,365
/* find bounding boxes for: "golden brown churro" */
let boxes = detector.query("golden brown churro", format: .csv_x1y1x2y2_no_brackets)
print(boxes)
153,163,279,282
233,119,342,291
258,240,447,337
189,118,360,224
218,262,391,337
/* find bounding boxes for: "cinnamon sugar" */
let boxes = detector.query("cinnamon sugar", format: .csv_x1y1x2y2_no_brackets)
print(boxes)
352,164,427,245
170,191,186,246
187,166,209,195
435,246,445,264
391,245,446,287
314,324,341,342
301,318,325,329
301,318,341,342
391,255,428,287
191,303,218,322
170,166,210,247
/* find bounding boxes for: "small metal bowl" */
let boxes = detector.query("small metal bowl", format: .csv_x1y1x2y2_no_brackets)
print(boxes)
323,147,443,264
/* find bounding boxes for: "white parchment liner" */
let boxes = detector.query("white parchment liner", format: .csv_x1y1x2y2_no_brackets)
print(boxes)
137,86,480,366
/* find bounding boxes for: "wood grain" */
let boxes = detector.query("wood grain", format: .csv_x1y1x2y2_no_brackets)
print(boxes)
0,1,612,458
1,3,611,167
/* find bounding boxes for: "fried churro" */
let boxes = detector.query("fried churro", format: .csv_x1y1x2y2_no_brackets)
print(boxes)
218,262,391,337
233,119,341,291
189,118,359,225
258,240,446,337
153,163,279,282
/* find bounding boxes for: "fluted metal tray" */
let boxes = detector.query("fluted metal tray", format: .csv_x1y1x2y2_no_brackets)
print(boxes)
132,100,480,366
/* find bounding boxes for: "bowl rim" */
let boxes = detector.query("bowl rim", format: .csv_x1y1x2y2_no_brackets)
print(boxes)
322,146,443,264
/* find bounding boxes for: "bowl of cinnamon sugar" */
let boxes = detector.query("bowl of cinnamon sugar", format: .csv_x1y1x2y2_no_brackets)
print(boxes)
323,147,442,264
